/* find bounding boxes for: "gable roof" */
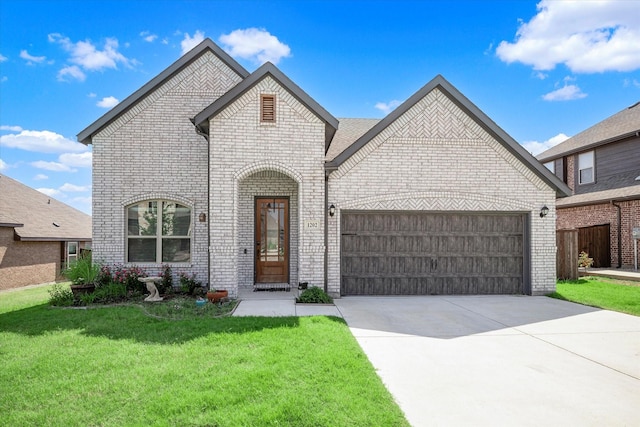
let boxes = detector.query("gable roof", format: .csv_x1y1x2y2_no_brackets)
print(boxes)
77,38,249,145
193,62,339,150
0,174,92,241
537,101,640,162
326,75,571,197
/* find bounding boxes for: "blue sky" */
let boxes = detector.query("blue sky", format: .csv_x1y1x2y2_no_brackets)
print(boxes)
1,0,639,215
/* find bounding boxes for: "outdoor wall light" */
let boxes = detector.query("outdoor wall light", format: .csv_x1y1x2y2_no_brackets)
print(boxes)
540,205,549,218
328,204,336,217
199,213,207,222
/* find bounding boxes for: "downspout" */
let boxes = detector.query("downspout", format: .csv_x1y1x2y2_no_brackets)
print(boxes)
192,119,212,289
611,200,622,268
324,171,329,293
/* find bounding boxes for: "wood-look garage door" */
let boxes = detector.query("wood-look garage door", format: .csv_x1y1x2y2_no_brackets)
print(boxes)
341,212,526,295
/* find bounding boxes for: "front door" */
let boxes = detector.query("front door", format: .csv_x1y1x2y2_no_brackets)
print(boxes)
255,198,289,283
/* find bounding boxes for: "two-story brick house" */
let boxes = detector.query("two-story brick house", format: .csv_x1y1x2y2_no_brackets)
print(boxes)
79,38,569,297
537,102,640,268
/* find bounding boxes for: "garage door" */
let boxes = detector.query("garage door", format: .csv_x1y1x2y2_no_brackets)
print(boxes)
341,212,526,295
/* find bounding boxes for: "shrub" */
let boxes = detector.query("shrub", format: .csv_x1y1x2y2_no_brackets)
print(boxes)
297,286,333,304
92,282,128,304
48,283,74,306
158,264,174,295
112,265,147,294
179,272,205,296
97,264,113,287
578,251,594,268
63,253,100,285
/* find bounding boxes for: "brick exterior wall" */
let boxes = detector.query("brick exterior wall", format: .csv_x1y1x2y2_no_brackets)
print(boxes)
209,76,326,297
557,199,640,268
91,51,243,285
0,227,60,289
327,88,558,295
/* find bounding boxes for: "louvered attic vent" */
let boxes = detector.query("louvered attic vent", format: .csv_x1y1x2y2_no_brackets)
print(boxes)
261,95,275,122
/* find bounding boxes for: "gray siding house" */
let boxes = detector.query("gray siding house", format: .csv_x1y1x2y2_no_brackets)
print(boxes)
538,102,640,268
79,38,569,297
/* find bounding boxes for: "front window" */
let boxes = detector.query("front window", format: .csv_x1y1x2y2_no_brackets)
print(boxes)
544,161,554,174
578,151,594,184
126,200,191,263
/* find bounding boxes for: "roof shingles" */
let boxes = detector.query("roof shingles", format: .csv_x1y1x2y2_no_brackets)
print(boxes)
0,174,91,241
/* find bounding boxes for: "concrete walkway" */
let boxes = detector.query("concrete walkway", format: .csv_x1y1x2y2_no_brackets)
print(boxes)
232,288,342,317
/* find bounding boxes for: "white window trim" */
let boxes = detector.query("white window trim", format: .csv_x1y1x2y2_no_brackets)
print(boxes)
125,199,192,264
578,151,595,185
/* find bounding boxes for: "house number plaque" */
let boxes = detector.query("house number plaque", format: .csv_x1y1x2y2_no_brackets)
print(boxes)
306,220,320,229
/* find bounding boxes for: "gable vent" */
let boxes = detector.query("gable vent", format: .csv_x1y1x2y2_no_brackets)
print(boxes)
261,95,276,122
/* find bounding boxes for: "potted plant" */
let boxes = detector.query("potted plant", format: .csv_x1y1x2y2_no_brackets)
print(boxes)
63,252,100,296
206,288,228,303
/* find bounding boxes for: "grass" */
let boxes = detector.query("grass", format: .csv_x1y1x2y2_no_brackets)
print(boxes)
548,276,640,316
0,286,409,427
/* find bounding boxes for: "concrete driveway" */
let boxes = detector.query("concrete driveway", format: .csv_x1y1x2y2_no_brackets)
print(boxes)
334,296,640,427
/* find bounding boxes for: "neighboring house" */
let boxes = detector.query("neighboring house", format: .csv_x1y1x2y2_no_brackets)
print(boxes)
537,102,640,269
0,174,92,290
78,38,569,298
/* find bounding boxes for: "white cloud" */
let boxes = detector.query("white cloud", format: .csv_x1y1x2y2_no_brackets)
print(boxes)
0,54,7,62
623,78,640,88
0,125,23,132
496,0,640,73
59,152,92,168
374,100,401,115
542,84,587,101
522,133,570,156
57,65,86,82
219,28,291,65
31,161,77,172
37,187,63,197
1,129,88,153
60,183,91,192
0,158,7,171
96,96,119,108
71,196,92,206
49,33,133,80
19,50,47,64
1,76,7,83
140,31,158,43
34,173,49,180
88,92,97,98
181,30,205,55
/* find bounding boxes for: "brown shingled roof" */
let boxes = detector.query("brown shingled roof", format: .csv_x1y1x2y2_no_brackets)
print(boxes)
325,118,380,161
538,101,640,162
0,174,91,241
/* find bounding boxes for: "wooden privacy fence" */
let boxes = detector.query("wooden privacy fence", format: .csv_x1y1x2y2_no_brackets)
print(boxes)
557,229,578,280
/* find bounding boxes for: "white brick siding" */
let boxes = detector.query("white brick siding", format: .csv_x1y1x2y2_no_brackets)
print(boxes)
209,76,326,297
327,88,557,296
91,51,243,284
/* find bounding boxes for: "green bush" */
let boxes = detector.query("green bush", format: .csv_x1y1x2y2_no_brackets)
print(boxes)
179,272,205,296
48,283,74,306
92,282,128,304
63,253,100,285
157,264,174,294
296,286,333,304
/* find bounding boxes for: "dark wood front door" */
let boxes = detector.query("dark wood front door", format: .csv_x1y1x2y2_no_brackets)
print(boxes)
255,198,289,283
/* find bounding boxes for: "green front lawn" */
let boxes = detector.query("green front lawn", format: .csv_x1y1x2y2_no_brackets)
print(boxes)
548,276,640,316
0,287,408,426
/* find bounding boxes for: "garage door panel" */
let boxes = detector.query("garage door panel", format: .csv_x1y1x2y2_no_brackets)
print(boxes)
341,212,525,295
